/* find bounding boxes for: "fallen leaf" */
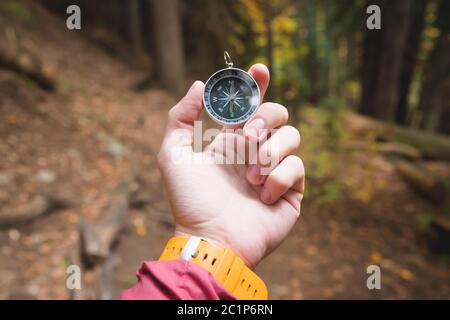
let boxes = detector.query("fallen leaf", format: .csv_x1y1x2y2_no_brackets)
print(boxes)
399,269,414,282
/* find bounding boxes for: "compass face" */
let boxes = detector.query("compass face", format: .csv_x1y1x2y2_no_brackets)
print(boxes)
204,68,260,126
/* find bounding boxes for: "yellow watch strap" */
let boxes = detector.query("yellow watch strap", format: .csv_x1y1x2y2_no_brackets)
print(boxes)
159,236,268,300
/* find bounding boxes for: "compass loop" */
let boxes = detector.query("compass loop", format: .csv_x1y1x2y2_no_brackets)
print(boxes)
224,51,234,68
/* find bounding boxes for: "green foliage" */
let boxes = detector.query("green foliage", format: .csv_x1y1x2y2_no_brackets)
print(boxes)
307,150,333,181
416,212,434,233
405,0,443,121
299,107,347,204
225,0,364,111
319,95,347,112
0,0,33,24
315,181,343,205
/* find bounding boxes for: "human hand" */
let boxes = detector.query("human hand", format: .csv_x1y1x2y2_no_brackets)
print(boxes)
157,64,305,268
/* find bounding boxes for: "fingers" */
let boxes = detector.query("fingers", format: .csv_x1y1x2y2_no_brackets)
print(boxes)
163,81,205,149
167,81,205,131
246,124,300,185
260,155,305,207
243,102,288,142
248,64,270,102
260,124,301,167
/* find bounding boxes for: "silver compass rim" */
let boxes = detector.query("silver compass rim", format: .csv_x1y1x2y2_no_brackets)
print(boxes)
203,67,261,127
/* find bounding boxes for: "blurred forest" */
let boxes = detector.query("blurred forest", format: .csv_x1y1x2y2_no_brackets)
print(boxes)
36,0,450,132
0,0,449,299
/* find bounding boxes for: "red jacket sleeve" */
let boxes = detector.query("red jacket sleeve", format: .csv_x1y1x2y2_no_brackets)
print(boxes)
121,260,236,300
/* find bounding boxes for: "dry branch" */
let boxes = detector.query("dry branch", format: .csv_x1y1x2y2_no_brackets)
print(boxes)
0,46,56,91
95,252,117,300
0,194,69,229
68,243,84,300
80,178,134,267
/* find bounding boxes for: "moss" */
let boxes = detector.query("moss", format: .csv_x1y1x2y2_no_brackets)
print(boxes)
416,212,434,233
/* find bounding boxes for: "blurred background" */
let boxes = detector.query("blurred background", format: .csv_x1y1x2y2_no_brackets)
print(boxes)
0,0,449,299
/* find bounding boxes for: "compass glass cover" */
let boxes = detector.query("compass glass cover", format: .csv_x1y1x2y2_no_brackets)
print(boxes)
204,68,259,125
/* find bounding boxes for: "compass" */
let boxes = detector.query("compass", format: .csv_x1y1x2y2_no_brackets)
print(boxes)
203,51,260,127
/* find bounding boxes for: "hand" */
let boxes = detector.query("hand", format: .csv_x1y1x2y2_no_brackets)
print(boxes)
157,64,305,268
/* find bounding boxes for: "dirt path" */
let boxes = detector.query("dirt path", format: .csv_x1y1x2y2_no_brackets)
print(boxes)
0,1,448,299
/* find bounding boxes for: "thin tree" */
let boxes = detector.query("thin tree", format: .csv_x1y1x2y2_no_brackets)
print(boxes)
149,0,185,97
418,0,450,133
360,0,413,122
127,0,143,54
396,0,428,125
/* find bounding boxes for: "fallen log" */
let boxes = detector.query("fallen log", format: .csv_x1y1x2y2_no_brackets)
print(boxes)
344,141,422,160
0,194,69,229
376,142,422,160
395,161,449,204
342,112,450,160
0,46,56,91
80,178,134,267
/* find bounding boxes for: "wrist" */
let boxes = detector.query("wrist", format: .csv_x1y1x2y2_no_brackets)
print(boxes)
174,227,260,269
160,233,268,299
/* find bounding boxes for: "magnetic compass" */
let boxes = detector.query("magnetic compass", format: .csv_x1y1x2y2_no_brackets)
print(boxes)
203,51,260,127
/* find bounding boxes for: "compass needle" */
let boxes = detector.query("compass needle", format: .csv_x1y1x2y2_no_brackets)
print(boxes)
221,100,230,111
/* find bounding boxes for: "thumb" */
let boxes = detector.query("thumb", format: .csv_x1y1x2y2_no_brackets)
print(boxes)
163,80,205,149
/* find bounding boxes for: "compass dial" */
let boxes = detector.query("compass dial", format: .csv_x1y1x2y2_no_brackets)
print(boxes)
204,68,260,126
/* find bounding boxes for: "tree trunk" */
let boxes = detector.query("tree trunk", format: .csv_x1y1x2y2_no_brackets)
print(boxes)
306,2,319,105
360,0,413,122
374,0,412,121
265,0,275,102
360,5,383,117
149,0,185,97
395,0,428,125
127,0,142,53
438,106,450,135
419,0,450,133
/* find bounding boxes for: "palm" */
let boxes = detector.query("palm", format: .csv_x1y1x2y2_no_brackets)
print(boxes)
161,132,299,267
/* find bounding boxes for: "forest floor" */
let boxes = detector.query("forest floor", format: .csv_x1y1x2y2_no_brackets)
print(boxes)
0,1,449,299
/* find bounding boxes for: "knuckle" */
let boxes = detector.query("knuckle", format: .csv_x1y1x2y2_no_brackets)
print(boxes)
157,144,171,168
267,103,288,119
258,140,280,167
269,173,291,191
260,102,289,121
258,144,272,166
156,150,166,168
283,125,301,143
167,105,178,120
286,155,304,169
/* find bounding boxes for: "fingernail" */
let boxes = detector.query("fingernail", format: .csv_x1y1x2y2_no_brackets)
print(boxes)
244,118,265,140
261,188,272,203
